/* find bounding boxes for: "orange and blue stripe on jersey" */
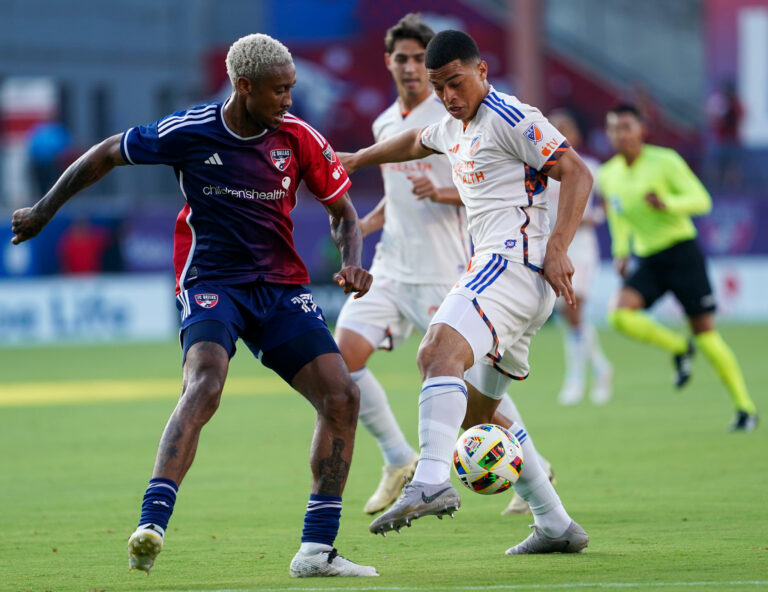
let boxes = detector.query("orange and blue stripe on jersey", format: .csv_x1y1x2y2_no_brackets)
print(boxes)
541,141,570,174
465,253,508,293
482,92,525,127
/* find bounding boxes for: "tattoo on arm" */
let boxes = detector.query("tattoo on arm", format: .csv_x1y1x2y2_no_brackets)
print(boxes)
330,212,362,269
316,438,349,496
37,141,119,219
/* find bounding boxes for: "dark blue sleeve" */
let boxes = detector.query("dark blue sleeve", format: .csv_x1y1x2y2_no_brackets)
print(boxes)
120,117,187,166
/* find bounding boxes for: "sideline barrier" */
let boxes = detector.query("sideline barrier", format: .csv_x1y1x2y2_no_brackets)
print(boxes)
0,273,177,347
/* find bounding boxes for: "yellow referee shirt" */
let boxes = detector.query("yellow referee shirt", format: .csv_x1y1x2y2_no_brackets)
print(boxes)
597,145,712,258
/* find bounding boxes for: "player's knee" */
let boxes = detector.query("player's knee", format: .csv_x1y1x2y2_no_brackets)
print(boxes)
334,328,372,372
319,378,360,427
417,338,459,377
179,373,225,425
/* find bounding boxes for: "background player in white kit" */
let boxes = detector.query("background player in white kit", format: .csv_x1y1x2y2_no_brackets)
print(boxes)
341,30,593,555
545,111,613,406
336,14,554,518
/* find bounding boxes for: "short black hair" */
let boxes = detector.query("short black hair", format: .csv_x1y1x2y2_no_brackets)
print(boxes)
425,30,480,70
608,103,644,121
385,13,434,53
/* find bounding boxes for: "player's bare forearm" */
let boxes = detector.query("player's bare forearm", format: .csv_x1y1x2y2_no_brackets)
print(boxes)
327,193,363,268
359,197,386,237
547,149,593,251
409,174,463,205
543,149,592,305
340,128,429,174
326,193,373,297
11,133,125,244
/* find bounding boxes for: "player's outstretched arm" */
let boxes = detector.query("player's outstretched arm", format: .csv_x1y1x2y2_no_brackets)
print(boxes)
325,192,373,298
543,148,593,306
359,197,386,237
339,128,430,175
11,133,126,244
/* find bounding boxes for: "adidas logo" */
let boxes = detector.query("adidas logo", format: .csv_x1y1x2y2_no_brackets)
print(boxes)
204,153,223,165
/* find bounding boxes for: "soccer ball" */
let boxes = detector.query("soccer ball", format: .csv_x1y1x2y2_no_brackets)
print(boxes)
453,424,524,494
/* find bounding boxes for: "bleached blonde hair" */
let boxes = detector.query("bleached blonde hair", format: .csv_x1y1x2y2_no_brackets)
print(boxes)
225,33,293,87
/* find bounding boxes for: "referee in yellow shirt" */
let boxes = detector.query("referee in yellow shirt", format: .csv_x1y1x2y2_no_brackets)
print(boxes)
598,103,757,431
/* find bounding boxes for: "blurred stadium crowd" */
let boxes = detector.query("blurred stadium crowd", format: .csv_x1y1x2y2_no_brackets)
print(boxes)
0,0,765,281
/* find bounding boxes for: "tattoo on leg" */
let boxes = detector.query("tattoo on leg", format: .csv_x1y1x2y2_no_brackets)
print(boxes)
155,418,183,473
316,438,349,496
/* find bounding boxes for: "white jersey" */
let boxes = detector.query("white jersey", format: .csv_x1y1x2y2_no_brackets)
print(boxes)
371,94,470,284
419,86,568,270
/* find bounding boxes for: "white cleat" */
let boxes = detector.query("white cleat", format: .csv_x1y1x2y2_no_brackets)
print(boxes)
289,547,379,577
505,520,589,555
128,523,164,574
369,479,460,535
364,452,419,515
558,381,585,406
501,461,557,516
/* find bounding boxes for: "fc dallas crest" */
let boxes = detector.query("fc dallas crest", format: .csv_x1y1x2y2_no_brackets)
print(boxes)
194,293,219,308
270,148,292,171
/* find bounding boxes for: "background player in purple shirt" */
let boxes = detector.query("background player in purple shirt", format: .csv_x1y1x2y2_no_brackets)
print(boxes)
11,33,378,578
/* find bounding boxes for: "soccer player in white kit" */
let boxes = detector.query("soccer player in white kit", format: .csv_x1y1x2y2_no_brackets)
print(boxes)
545,111,613,406
341,30,592,555
336,14,554,518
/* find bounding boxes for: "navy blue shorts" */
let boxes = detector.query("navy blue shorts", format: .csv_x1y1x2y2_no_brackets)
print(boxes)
176,283,340,383
625,239,716,317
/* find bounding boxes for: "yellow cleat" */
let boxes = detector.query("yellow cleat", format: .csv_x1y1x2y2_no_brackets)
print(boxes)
363,452,418,515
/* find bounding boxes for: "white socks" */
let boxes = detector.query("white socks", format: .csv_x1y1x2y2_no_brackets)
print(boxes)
507,421,571,537
412,376,468,485
495,395,551,470
564,326,588,385
299,542,332,554
351,367,415,467
585,323,611,373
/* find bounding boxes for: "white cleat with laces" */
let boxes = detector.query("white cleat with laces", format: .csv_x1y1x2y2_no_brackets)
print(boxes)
289,547,379,577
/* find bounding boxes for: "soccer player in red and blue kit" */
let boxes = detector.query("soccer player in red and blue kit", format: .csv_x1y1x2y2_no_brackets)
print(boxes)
11,34,379,578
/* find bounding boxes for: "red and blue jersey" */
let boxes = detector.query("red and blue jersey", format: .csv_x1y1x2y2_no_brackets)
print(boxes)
120,101,350,294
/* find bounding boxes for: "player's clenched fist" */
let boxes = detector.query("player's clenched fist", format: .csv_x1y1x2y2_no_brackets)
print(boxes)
333,265,373,298
11,207,48,245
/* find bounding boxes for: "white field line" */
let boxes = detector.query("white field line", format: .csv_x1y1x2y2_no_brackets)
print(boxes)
149,580,768,592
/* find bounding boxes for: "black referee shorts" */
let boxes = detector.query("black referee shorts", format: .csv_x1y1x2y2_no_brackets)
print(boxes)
625,239,716,317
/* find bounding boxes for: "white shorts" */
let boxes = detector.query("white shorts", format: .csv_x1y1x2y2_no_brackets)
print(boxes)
430,253,556,388
335,273,453,350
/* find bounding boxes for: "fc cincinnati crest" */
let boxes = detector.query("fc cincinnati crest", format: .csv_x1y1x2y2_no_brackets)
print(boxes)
469,135,482,156
194,293,219,309
270,148,292,171
524,123,543,145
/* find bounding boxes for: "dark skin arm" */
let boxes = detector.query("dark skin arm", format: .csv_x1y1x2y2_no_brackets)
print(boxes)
324,192,373,298
11,133,126,244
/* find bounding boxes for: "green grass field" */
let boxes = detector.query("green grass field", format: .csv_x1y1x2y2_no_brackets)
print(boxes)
1,323,767,592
